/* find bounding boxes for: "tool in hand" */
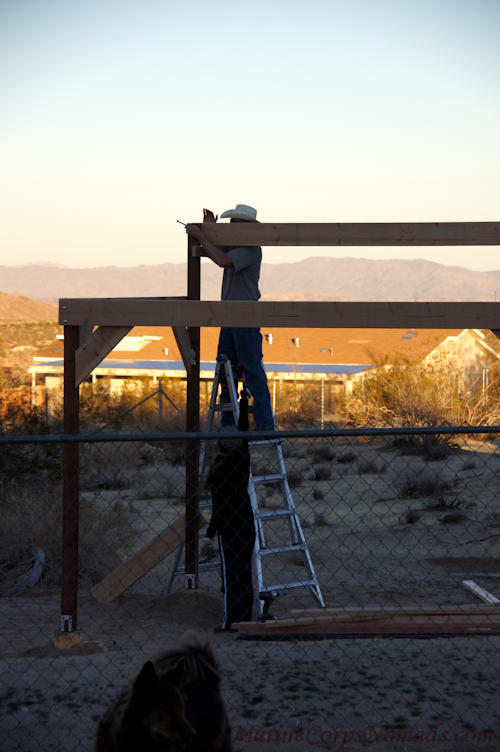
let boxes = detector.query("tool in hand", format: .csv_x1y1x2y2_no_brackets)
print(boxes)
257,590,285,622
177,220,187,226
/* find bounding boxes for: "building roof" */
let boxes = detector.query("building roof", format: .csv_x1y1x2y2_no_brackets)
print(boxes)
32,326,467,380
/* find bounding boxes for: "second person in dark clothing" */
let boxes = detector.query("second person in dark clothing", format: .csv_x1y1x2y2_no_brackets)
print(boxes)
207,391,256,632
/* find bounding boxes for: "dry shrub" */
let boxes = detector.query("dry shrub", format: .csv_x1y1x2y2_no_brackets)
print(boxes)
337,450,357,464
441,512,469,524
287,470,304,488
81,469,129,491
314,464,332,481
424,494,463,512
396,472,454,500
341,352,500,428
313,487,325,501
390,434,458,461
403,509,420,525
310,445,336,462
0,480,136,594
357,458,388,474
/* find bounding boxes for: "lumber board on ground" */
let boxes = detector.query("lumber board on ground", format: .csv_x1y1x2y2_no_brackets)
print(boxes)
462,580,500,604
193,222,500,247
234,620,500,637
59,300,500,329
91,512,206,604
270,604,500,627
74,325,132,386
290,603,499,617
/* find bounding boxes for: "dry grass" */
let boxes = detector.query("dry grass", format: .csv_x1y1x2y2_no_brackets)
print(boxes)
309,445,336,462
356,457,388,474
313,464,332,481
0,479,136,594
395,472,454,500
337,449,357,464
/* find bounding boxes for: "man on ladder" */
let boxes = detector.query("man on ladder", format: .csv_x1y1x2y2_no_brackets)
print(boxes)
185,204,275,430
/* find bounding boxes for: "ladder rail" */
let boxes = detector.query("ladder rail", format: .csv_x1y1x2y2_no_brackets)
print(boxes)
166,355,325,612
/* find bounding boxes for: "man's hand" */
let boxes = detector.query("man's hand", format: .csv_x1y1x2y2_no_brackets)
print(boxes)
203,208,218,223
185,224,204,241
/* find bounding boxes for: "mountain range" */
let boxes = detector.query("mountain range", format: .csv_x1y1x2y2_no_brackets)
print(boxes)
1,257,499,305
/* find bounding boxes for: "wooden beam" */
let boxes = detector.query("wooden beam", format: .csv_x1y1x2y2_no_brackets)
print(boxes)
190,222,500,247
61,326,80,633
172,326,192,373
90,512,207,604
60,299,500,330
74,325,132,386
185,236,201,589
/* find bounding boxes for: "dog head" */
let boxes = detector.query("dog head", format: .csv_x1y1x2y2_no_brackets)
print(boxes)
125,658,196,750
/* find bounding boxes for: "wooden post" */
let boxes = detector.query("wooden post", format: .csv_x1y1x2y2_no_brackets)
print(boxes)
185,236,201,588
61,325,80,632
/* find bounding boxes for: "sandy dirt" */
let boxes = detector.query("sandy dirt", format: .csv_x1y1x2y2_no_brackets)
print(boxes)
2,435,500,750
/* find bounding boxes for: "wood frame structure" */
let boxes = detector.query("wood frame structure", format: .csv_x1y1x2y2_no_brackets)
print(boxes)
60,222,500,637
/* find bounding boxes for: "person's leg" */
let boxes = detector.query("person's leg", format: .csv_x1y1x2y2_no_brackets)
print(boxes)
218,532,244,629
232,328,274,429
238,525,256,622
217,328,238,427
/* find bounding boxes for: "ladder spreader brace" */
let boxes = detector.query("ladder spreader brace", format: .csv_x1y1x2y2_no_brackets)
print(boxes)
165,356,325,613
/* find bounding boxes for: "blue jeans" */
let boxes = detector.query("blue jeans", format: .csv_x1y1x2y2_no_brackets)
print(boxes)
217,327,274,430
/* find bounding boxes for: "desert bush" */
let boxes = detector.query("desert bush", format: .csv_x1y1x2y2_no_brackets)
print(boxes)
403,509,420,525
313,512,329,527
0,479,136,593
337,449,357,464
395,472,454,500
424,494,463,512
0,402,62,483
287,470,304,488
310,444,336,462
357,458,388,474
340,352,500,428
312,487,325,501
390,434,458,461
462,460,477,471
81,469,129,491
441,512,469,524
314,464,332,481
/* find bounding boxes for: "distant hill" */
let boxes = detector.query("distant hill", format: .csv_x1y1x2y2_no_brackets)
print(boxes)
1,257,500,303
0,291,58,321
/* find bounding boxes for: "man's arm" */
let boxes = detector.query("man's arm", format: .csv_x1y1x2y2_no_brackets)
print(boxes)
185,224,234,269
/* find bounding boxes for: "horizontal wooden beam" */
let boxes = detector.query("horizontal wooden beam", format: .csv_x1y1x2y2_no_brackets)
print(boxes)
60,299,500,330
190,222,500,247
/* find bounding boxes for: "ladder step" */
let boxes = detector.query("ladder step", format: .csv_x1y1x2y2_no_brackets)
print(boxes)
252,474,285,485
258,543,307,556
260,579,321,592
249,438,282,447
255,509,296,520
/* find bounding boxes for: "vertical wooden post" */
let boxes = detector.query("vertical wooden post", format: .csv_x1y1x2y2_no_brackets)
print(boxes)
185,236,201,588
61,326,80,631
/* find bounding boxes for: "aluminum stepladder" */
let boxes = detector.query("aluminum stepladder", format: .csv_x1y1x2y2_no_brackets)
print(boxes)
166,356,325,612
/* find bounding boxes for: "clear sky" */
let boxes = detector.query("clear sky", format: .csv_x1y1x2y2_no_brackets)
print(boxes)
1,0,499,269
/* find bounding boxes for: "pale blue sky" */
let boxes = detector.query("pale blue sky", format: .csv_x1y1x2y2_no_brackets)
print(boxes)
1,0,499,269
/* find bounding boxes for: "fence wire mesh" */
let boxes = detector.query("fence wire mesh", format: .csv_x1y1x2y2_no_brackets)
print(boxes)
1,423,500,750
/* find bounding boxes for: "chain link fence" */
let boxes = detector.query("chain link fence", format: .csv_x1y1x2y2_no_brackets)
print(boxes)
1,422,500,750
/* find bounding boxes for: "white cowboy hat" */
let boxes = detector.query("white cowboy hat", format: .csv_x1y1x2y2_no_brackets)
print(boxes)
220,204,259,223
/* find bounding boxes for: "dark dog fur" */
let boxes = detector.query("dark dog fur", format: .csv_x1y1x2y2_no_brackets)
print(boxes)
95,631,233,752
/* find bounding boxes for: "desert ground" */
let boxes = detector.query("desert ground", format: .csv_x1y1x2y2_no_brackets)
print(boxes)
1,433,500,751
